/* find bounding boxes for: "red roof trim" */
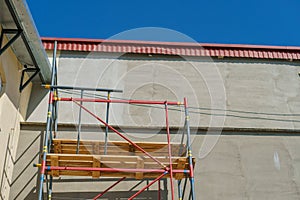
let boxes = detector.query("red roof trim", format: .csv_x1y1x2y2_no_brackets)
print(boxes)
41,37,300,60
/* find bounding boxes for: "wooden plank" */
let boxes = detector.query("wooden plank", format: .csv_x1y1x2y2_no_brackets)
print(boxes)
46,151,195,179
56,161,93,167
57,171,172,179
53,140,61,153
59,171,92,176
48,154,188,164
92,157,101,178
93,143,100,154
47,155,190,170
60,149,182,157
49,154,94,161
53,139,185,156
174,158,187,180
54,139,181,145
48,154,185,164
129,143,135,154
135,157,144,179
51,155,59,177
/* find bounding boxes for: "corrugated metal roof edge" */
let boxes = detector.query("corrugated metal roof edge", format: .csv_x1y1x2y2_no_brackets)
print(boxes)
41,37,300,50
41,37,300,60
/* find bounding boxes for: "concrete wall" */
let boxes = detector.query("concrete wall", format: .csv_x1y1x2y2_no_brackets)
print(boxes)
19,50,300,199
27,51,300,130
196,134,300,200
0,28,32,199
12,125,300,200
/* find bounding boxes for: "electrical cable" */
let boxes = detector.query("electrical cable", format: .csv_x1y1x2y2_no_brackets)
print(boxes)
57,88,300,123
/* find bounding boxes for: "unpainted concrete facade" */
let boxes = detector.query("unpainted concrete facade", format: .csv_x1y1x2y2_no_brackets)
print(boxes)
28,51,300,129
11,124,300,200
13,49,300,199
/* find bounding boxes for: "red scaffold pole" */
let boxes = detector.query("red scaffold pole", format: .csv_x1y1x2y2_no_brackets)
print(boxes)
128,172,167,200
72,100,167,169
58,97,182,105
165,102,175,200
93,177,125,200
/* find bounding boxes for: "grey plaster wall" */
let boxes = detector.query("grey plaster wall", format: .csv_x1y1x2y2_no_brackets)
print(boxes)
12,126,300,200
27,52,300,130
195,135,300,200
21,52,300,199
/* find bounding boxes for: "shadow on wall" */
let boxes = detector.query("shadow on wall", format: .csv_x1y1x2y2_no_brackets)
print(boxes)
23,178,168,199
3,128,170,200
26,83,48,120
0,130,43,200
24,190,168,200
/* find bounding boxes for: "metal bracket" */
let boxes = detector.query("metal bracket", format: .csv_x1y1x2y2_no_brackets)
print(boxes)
0,28,23,56
19,65,40,92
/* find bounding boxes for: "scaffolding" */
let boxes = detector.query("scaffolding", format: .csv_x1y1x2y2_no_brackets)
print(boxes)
36,41,196,199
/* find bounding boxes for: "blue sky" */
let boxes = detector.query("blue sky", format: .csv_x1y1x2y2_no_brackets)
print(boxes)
26,0,300,46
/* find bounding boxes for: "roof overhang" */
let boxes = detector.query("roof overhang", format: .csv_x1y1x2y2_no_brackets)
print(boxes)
0,0,51,83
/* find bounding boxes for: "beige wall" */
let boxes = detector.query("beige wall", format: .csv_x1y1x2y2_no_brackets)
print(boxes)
0,30,32,200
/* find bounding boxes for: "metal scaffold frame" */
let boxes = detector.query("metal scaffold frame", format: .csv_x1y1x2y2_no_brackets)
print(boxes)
36,41,196,200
